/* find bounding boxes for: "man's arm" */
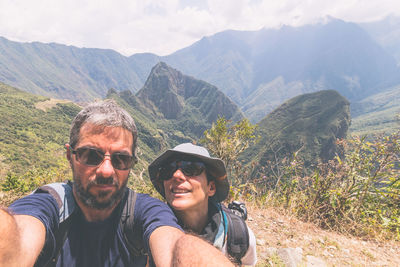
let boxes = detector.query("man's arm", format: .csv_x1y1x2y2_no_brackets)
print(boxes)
172,233,234,267
0,208,46,267
149,226,234,267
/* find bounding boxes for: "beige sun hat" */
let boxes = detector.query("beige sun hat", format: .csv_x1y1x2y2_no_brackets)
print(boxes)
148,143,230,202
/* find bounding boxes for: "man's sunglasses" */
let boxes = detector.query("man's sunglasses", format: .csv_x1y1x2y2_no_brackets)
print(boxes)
71,147,134,170
158,160,206,181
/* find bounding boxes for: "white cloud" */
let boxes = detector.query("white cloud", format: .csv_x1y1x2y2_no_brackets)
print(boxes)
0,0,398,56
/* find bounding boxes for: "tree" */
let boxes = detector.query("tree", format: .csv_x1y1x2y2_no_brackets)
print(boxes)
200,117,258,173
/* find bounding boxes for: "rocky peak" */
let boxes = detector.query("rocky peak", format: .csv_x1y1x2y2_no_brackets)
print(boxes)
136,62,243,123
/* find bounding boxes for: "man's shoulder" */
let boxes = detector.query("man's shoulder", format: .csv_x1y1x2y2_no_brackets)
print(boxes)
134,193,171,215
135,193,164,203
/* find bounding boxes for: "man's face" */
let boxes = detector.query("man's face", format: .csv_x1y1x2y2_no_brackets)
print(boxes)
68,123,133,210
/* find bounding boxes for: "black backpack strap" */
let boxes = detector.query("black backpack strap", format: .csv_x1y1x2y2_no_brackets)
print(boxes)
119,188,146,257
222,206,250,264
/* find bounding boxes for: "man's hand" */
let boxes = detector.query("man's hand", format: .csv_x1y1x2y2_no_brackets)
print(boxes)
0,208,46,267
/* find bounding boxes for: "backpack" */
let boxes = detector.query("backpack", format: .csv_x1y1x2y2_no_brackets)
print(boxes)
221,201,250,265
33,181,145,267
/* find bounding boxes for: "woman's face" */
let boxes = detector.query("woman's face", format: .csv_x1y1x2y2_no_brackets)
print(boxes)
163,161,216,212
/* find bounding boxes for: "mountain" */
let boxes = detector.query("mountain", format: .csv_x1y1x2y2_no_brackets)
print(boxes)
110,62,243,147
0,37,157,101
359,15,400,65
162,19,399,122
136,62,243,127
243,90,350,167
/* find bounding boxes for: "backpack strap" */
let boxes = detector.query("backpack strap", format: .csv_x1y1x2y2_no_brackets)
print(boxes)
119,188,146,257
33,181,77,267
221,205,250,264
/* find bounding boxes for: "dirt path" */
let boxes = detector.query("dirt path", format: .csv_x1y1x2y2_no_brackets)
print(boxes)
246,203,400,266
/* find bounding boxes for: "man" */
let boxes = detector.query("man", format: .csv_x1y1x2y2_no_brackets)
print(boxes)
149,143,257,265
0,100,233,267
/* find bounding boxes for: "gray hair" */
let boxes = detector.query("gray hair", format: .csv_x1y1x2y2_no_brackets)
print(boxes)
69,100,138,163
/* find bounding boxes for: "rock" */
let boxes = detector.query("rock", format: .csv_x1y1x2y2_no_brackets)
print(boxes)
277,247,303,267
306,255,327,267
322,249,333,257
265,247,278,257
257,239,266,246
342,248,350,255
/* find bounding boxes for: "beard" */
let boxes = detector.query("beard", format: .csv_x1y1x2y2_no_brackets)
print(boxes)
73,172,128,210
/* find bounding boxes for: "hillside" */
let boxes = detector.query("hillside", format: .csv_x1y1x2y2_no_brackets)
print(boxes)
243,90,350,167
350,84,400,135
0,82,80,176
0,37,155,100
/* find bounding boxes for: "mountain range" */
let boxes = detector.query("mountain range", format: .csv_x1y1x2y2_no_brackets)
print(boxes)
1,17,399,126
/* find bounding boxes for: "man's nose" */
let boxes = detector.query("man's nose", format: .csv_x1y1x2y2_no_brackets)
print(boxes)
96,155,115,177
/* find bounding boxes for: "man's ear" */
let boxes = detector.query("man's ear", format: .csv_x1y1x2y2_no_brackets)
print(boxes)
208,181,216,197
65,144,72,163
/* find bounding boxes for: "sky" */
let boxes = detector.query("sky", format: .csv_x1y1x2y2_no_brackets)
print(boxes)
0,0,399,56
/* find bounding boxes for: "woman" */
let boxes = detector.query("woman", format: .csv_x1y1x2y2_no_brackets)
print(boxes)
149,143,257,266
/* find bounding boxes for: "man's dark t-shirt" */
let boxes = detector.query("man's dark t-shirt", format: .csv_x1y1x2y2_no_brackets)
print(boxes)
9,191,181,266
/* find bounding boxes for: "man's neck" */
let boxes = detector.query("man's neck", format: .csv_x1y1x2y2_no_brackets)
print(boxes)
72,191,120,222
77,201,117,222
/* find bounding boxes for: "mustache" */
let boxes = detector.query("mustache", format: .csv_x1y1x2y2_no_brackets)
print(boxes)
89,176,119,186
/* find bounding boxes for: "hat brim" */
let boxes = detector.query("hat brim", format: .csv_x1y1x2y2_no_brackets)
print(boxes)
149,149,229,202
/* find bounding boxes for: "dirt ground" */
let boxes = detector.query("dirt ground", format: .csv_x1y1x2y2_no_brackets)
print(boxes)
246,203,400,266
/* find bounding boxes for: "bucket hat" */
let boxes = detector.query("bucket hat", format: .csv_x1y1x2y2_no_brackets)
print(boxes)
148,143,229,202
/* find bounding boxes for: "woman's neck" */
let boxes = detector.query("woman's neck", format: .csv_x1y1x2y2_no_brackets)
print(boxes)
175,203,209,234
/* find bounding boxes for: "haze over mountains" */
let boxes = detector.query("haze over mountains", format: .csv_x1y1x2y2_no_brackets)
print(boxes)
0,16,399,131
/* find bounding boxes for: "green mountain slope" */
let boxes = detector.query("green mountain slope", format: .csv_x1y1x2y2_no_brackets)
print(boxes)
0,82,80,176
0,37,154,101
243,90,350,167
350,84,400,135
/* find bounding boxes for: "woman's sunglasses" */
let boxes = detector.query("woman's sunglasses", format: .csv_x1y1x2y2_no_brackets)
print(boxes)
159,160,206,181
71,147,134,170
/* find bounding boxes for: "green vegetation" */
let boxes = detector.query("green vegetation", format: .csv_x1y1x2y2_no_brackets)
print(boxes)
350,84,400,135
0,82,80,177
200,116,258,182
235,132,400,240
243,90,351,168
199,110,400,241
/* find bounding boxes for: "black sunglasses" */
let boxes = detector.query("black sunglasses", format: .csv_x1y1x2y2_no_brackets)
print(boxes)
158,160,206,181
71,147,134,170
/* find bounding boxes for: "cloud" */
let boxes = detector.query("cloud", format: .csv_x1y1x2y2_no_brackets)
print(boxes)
0,0,398,56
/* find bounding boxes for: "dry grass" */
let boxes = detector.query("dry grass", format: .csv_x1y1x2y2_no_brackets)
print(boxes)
34,99,71,111
245,202,400,266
